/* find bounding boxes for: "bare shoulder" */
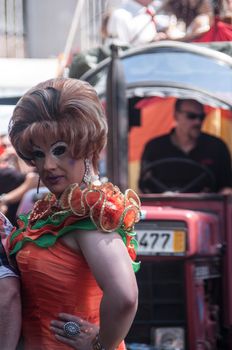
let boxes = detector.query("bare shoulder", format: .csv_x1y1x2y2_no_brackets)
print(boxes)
61,228,121,253
76,229,122,247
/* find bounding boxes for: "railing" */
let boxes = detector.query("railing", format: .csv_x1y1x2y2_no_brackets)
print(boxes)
77,0,120,51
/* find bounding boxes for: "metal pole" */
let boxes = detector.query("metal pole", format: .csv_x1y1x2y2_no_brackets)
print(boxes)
59,0,85,76
106,45,128,191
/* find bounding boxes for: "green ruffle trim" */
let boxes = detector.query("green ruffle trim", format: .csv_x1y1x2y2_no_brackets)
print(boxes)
10,213,140,272
117,227,140,273
10,213,96,253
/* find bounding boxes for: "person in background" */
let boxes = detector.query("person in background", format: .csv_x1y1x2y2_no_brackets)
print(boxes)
192,0,232,42
0,170,39,221
0,133,39,225
220,0,232,23
104,0,159,46
139,98,232,194
158,0,214,41
0,212,21,350
0,135,6,156
69,0,160,81
0,134,20,170
6,77,140,350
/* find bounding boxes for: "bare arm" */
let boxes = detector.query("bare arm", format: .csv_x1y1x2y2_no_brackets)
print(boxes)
0,172,38,205
164,14,211,42
79,231,138,350
88,234,138,350
0,277,21,350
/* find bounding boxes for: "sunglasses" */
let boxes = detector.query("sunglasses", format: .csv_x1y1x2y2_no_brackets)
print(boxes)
178,110,206,121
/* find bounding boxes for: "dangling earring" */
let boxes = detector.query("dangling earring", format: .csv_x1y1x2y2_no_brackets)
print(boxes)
82,159,92,185
37,176,41,194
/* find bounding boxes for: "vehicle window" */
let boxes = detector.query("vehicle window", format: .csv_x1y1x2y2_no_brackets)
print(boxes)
123,51,232,99
85,49,232,102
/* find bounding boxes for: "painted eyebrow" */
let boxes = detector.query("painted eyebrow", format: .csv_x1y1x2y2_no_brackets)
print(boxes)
51,141,68,149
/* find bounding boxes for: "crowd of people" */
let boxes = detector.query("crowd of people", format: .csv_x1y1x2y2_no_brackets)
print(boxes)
100,0,232,47
69,0,232,80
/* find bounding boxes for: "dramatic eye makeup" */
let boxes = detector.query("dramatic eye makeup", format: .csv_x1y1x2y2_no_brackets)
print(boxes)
31,141,68,160
51,142,68,157
32,149,45,159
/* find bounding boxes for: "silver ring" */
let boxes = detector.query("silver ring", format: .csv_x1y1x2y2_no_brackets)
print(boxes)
63,321,81,337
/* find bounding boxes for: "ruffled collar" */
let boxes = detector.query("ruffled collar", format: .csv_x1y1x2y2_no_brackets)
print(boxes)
8,182,141,272
29,182,141,233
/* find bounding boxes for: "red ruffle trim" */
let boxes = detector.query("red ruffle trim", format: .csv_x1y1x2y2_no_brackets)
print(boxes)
29,182,141,233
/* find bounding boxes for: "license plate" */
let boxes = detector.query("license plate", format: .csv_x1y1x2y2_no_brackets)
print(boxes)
136,229,186,254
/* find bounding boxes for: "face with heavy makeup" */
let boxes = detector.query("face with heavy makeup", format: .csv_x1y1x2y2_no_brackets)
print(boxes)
32,137,86,198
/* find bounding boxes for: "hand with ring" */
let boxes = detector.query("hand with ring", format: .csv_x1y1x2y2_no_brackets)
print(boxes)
50,313,99,350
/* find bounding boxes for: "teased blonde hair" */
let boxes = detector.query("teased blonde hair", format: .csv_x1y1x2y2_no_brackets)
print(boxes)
9,78,108,171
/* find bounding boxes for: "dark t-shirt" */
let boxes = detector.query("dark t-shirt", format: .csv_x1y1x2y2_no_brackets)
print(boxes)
139,131,232,193
0,167,25,225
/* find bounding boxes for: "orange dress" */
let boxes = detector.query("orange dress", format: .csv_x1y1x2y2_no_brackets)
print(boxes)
17,240,126,350
8,182,141,350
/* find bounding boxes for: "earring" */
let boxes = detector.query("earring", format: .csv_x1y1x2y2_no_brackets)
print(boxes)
82,159,92,185
37,177,41,194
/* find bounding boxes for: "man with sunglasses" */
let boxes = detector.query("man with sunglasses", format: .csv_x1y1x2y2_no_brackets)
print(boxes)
139,98,232,193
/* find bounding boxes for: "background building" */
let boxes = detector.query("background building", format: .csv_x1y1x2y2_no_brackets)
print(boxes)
0,0,119,59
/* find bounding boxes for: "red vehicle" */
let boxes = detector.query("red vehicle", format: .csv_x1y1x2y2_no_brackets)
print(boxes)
131,194,231,350
81,41,232,349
